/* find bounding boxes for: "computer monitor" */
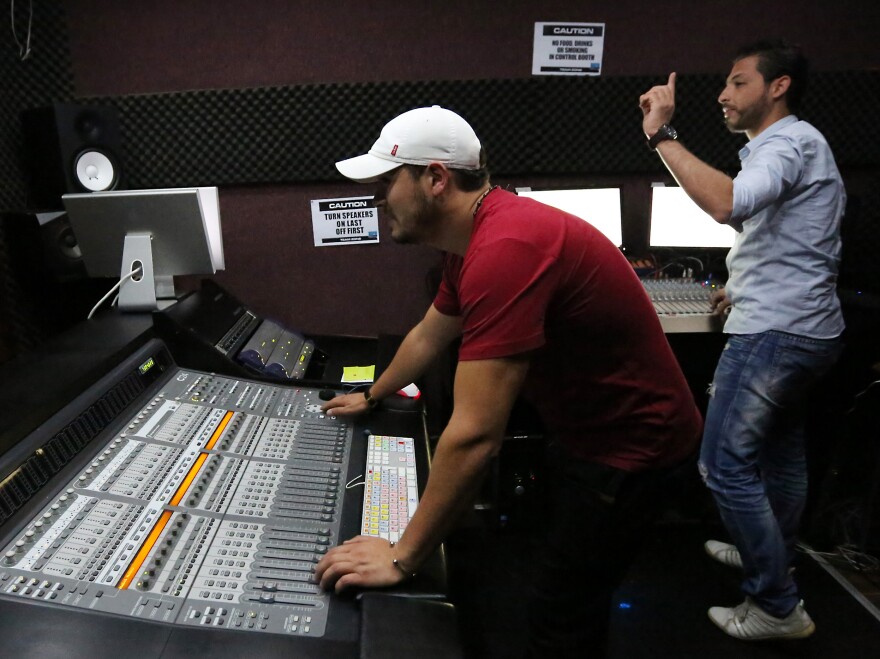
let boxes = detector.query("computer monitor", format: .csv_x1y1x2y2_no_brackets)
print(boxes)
516,187,623,247
649,186,736,249
62,187,224,312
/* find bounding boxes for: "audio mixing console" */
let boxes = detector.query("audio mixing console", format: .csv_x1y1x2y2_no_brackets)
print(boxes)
0,344,369,639
641,278,726,333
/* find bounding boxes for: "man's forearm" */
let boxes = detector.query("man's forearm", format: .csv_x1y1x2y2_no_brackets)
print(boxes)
655,140,734,224
369,325,448,400
391,356,529,571
392,421,499,570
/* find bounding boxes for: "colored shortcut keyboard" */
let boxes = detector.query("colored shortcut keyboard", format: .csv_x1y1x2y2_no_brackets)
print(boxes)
360,435,419,542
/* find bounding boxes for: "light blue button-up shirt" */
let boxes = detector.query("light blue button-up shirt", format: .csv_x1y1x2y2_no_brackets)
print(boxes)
724,115,845,338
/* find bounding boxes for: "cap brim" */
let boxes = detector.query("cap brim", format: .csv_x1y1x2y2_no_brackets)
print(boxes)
335,153,403,183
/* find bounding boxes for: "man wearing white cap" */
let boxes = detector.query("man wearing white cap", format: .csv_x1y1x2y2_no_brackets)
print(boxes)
316,105,702,656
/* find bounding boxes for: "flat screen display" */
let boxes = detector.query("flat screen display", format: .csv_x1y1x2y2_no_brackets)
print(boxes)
63,187,224,277
649,186,736,249
516,187,623,247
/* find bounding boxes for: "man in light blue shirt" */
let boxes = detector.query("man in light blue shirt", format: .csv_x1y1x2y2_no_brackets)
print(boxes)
639,40,845,641
725,115,845,338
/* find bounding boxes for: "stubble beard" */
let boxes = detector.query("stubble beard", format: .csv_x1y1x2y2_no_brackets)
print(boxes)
723,93,771,134
389,189,438,245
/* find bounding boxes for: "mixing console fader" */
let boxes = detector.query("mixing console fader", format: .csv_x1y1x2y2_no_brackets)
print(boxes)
0,363,359,638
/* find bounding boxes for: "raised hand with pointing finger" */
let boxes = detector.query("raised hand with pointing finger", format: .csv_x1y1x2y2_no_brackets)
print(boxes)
639,72,677,138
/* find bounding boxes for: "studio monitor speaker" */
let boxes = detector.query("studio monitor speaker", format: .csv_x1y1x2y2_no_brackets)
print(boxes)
36,211,88,281
21,103,125,210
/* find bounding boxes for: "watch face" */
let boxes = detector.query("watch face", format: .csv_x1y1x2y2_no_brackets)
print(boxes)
649,124,677,149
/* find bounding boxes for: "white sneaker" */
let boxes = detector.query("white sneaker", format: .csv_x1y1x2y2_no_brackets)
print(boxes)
708,597,815,640
705,539,742,569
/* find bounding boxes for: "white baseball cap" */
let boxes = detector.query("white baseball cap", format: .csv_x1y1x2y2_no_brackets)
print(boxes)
335,105,482,183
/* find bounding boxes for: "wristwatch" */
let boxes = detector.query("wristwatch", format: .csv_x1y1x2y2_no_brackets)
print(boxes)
648,124,679,150
363,389,379,410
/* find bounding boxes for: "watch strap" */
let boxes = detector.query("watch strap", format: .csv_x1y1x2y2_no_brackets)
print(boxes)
648,124,678,150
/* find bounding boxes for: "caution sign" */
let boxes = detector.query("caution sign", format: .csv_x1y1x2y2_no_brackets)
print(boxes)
532,22,605,76
310,196,380,246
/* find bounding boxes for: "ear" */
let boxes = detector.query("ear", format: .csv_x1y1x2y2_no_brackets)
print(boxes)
424,162,451,197
770,75,791,102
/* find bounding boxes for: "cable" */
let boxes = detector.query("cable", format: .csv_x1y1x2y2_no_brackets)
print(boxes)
680,255,706,277
648,255,706,279
797,541,880,580
846,378,880,415
345,475,366,489
11,0,33,61
87,267,143,319
838,545,880,573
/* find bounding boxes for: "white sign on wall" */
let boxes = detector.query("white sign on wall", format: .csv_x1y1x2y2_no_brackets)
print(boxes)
532,22,605,76
310,196,380,246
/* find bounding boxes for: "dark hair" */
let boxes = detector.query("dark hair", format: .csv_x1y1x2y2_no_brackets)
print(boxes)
734,39,809,114
450,162,490,192
404,147,490,192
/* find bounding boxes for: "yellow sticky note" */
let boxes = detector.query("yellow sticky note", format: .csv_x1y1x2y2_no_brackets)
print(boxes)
342,365,376,383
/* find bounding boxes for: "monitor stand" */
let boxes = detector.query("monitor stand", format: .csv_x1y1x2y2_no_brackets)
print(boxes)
118,233,176,312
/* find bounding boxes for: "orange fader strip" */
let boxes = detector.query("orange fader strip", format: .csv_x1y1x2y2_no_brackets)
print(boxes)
205,410,233,451
117,410,233,589
169,453,208,507
118,510,172,589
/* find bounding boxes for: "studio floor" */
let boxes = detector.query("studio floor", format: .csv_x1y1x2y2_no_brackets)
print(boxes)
446,501,880,658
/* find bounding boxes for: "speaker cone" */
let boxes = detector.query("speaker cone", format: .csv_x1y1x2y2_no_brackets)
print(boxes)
74,150,118,192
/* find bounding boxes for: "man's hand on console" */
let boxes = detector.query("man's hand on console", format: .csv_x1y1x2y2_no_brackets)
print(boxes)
321,392,371,416
710,288,732,316
315,536,409,593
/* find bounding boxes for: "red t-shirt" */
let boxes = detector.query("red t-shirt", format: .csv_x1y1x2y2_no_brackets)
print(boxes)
434,189,701,471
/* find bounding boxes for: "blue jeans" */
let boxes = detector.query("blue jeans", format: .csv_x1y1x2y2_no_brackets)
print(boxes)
699,331,842,617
